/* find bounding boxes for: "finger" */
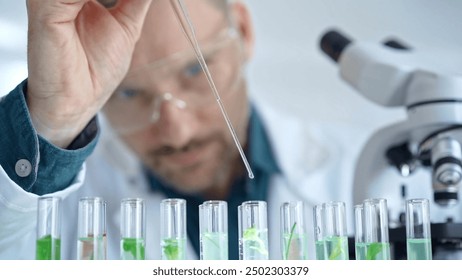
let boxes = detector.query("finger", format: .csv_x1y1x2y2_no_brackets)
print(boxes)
25,0,89,17
109,0,154,41
27,0,92,24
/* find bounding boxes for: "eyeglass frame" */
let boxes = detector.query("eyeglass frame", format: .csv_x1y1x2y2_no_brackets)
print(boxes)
103,27,244,134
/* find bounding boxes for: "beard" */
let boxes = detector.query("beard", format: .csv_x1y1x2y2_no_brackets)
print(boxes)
143,132,239,197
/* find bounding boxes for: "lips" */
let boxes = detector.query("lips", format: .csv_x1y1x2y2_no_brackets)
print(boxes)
151,134,223,171
162,145,204,167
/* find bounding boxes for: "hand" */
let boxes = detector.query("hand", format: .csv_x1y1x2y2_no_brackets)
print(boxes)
26,0,152,147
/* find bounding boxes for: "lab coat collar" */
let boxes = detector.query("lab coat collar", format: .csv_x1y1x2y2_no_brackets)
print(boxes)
252,99,331,189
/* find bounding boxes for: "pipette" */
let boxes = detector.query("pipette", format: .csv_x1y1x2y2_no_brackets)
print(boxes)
169,0,254,179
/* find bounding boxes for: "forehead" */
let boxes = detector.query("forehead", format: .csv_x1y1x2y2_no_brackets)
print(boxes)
129,0,227,71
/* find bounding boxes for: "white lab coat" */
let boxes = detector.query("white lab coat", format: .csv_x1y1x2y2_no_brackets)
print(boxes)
2,99,459,260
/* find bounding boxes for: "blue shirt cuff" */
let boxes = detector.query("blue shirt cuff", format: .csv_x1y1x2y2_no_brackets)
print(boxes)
0,80,99,195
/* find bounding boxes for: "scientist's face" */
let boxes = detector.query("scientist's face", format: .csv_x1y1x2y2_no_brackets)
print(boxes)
104,0,254,196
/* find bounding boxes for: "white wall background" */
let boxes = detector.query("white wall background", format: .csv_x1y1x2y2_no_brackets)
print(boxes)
244,0,462,132
0,0,28,96
1,0,462,133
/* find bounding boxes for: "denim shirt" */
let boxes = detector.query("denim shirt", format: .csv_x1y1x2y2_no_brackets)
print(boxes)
147,106,281,259
0,80,99,195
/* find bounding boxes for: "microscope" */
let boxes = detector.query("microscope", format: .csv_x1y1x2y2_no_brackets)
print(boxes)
319,29,462,259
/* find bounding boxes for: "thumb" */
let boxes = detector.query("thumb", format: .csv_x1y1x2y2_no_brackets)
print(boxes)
109,0,154,41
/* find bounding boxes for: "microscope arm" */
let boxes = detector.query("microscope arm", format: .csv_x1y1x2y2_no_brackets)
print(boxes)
353,121,412,205
338,42,414,107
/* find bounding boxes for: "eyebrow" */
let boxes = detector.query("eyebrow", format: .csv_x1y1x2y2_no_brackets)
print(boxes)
125,29,233,78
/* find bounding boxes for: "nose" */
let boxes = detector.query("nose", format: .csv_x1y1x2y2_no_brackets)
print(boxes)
150,92,186,123
152,92,196,148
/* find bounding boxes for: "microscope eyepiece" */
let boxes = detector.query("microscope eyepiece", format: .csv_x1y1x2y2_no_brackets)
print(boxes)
320,29,352,63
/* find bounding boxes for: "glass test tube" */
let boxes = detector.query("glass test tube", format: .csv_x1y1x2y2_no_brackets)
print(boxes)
120,198,146,260
199,200,228,260
238,201,269,260
160,198,186,260
313,204,327,260
323,201,349,260
363,198,391,260
36,196,61,260
406,198,432,260
280,201,308,260
354,204,367,260
77,197,107,260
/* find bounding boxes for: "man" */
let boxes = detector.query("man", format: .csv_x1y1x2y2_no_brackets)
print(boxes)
0,0,362,259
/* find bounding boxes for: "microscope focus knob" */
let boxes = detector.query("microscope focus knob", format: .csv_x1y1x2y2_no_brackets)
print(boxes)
437,166,462,185
432,138,462,185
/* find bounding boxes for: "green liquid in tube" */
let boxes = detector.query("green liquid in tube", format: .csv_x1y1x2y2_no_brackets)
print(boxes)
161,237,186,260
407,238,432,260
36,235,61,260
121,238,145,260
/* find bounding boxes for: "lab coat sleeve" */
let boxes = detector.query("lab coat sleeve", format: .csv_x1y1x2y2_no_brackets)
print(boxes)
0,80,99,195
0,163,85,259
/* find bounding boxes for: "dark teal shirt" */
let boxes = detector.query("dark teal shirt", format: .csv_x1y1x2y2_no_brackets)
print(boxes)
0,80,99,195
147,106,280,259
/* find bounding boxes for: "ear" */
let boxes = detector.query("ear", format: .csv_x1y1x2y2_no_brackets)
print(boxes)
230,1,255,62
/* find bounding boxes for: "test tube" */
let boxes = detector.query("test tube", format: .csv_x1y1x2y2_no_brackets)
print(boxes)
160,198,186,260
77,197,107,260
354,204,366,260
363,198,391,260
280,201,308,260
36,196,61,260
313,204,327,260
120,198,146,260
406,198,432,260
199,200,228,260
322,201,349,260
238,201,269,260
